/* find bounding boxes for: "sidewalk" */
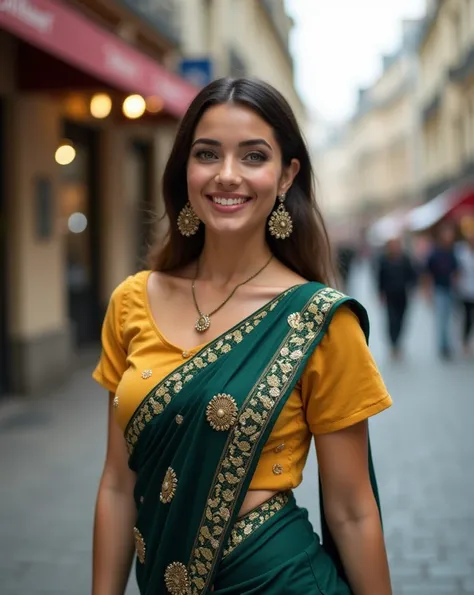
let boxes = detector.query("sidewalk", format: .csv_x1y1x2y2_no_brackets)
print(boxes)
1,263,473,595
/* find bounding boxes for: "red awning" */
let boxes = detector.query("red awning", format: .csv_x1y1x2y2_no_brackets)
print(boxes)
0,0,197,117
407,184,474,232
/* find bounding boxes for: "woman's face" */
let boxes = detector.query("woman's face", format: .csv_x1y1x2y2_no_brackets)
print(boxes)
186,103,299,238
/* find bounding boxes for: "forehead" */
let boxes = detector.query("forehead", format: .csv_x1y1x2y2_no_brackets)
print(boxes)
193,103,276,143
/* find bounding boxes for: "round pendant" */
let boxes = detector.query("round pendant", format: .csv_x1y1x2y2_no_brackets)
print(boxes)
195,314,211,332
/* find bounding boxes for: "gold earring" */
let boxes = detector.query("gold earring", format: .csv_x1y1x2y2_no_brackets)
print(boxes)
177,202,200,237
268,193,293,239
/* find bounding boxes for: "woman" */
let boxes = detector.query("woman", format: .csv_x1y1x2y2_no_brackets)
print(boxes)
92,77,392,595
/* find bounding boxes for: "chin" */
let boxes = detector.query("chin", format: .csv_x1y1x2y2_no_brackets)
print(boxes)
205,219,259,238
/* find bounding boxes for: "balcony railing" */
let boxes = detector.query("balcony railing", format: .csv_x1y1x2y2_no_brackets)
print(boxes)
116,0,180,45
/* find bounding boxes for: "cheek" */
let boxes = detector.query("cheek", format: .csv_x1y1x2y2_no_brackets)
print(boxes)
249,167,279,197
186,164,208,196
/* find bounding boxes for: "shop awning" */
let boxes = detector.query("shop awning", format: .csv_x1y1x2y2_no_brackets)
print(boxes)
366,207,410,246
406,184,474,232
0,0,197,117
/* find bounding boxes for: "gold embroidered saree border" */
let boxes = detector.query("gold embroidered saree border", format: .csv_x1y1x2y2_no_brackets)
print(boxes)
124,287,297,455
222,492,290,558
187,287,346,594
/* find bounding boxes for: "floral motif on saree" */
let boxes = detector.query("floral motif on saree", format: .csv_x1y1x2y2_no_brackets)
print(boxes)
164,561,190,594
206,394,239,431
160,468,178,504
134,527,146,564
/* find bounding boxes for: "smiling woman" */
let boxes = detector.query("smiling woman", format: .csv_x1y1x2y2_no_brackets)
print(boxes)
92,77,393,595
152,78,333,283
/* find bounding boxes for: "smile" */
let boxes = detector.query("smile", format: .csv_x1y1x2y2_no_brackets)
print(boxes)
209,196,250,206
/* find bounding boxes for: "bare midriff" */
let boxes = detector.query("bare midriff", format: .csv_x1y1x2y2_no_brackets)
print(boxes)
238,489,280,518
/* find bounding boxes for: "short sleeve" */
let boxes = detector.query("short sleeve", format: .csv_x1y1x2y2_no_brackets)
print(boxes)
301,305,392,435
92,278,131,394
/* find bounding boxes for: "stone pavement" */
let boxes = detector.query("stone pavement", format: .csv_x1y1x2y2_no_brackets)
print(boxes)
0,263,473,595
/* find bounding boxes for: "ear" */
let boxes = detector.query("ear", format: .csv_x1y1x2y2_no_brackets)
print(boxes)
279,158,300,195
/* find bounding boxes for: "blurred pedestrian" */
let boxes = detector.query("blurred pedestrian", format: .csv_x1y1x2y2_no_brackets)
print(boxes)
91,78,392,594
336,243,356,291
423,225,459,360
455,230,474,355
377,237,417,359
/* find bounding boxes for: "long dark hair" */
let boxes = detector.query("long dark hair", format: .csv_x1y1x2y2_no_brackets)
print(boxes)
149,77,335,285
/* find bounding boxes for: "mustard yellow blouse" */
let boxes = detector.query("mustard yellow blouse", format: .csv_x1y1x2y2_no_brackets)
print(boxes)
93,271,392,490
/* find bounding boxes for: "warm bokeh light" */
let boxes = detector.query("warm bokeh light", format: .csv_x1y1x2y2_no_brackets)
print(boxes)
64,94,88,119
55,142,76,166
122,94,146,119
90,93,112,119
146,95,164,114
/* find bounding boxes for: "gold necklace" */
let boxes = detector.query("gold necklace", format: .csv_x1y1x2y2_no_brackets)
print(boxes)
192,255,274,332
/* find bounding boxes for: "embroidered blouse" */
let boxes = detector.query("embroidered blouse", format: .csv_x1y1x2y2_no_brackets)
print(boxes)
93,271,392,491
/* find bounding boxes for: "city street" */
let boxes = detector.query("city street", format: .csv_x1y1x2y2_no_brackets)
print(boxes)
1,263,473,595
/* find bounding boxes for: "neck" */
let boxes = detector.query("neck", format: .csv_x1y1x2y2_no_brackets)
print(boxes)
196,231,273,286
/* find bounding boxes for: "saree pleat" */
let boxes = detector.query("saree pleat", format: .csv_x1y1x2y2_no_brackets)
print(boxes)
124,283,378,595
215,493,351,595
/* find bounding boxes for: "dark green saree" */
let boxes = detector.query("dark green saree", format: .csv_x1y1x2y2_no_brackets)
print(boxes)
125,283,381,594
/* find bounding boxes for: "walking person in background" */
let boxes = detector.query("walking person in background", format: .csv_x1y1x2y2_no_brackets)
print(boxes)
423,225,459,360
377,237,417,359
336,243,356,292
455,230,474,356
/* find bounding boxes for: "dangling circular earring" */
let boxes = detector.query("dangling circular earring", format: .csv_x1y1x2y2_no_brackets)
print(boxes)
177,202,200,237
268,193,293,239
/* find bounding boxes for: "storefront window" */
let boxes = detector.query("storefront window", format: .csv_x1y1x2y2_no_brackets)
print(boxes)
58,124,100,347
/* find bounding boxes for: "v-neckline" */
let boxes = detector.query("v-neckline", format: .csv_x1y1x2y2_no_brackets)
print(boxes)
142,270,309,355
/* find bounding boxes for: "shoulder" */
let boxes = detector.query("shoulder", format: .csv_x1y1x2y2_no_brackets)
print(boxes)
296,283,369,342
108,270,150,311
300,299,376,396
324,304,368,346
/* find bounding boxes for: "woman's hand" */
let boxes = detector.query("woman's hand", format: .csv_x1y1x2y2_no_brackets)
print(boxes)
315,420,392,595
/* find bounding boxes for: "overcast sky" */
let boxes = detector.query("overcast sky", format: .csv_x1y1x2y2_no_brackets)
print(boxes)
284,0,427,123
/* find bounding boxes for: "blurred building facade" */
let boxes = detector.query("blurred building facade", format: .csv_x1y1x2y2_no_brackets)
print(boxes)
0,0,304,397
314,20,421,230
177,0,306,126
351,20,422,217
0,0,197,396
316,0,474,244
418,0,474,201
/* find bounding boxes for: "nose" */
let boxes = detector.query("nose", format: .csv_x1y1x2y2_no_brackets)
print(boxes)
216,156,241,187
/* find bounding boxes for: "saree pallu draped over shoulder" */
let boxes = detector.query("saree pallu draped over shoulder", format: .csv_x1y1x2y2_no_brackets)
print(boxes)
125,283,378,595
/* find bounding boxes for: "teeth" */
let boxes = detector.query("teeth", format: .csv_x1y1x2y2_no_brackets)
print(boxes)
212,197,248,206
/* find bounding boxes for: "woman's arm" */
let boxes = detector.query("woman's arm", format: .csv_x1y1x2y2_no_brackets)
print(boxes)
92,393,137,595
315,420,392,595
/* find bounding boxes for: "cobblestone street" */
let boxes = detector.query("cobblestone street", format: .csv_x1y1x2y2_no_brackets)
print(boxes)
1,263,473,595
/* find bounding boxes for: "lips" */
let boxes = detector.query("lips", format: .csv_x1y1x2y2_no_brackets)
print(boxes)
205,193,252,213
208,196,250,206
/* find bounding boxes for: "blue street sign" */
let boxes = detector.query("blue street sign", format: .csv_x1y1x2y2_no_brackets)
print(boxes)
179,58,213,88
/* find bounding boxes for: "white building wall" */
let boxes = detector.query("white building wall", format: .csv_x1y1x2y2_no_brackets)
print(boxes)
178,0,306,126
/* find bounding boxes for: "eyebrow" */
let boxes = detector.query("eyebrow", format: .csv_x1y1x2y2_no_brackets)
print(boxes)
191,138,273,150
